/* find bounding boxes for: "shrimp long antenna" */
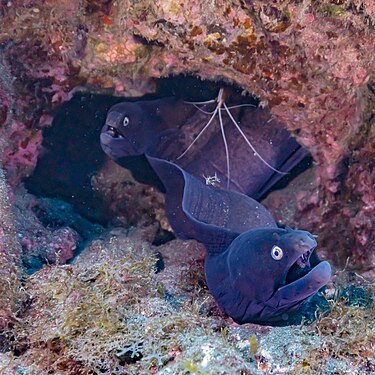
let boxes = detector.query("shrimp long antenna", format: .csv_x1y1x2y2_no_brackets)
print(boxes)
225,103,256,110
223,102,288,175
191,104,215,115
177,106,219,160
184,99,216,105
191,103,256,113
179,88,287,189
218,100,230,189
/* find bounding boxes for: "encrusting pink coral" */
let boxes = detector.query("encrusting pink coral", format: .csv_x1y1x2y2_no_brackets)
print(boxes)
0,1,374,273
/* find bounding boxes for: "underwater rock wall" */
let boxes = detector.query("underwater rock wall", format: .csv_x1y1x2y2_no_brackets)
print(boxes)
0,2,374,269
0,2,374,373
0,169,23,333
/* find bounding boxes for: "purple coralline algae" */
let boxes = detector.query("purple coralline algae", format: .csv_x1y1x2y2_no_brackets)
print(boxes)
0,0,374,373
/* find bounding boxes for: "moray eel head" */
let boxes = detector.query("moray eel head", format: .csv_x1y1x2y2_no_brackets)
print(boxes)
207,227,331,324
100,102,146,159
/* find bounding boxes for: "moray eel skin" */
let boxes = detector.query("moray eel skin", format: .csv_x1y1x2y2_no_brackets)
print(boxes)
100,97,331,324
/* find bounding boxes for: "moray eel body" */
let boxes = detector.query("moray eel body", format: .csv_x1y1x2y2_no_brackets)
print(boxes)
100,97,309,198
100,97,331,324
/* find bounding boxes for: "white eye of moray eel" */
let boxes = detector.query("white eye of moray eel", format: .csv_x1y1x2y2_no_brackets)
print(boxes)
123,116,130,127
271,245,283,260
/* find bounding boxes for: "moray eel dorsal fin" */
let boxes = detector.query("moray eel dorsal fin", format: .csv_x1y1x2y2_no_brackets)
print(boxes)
100,97,331,324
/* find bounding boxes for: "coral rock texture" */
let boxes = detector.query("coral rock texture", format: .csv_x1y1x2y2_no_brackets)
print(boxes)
0,168,23,333
0,2,374,372
0,1,374,273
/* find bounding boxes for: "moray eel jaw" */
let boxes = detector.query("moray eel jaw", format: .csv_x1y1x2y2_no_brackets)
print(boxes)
210,228,331,324
277,229,318,282
264,232,332,322
270,260,331,313
105,125,123,139
100,104,147,159
286,246,315,280
101,131,131,159
100,123,141,159
276,230,332,301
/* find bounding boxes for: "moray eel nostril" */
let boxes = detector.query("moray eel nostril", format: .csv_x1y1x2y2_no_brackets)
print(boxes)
100,95,331,325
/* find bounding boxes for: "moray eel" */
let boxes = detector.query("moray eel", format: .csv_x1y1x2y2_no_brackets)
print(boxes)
100,96,331,324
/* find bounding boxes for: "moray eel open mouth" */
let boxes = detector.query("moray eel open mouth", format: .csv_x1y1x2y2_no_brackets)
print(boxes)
286,247,316,284
106,125,124,139
100,125,138,159
296,248,313,268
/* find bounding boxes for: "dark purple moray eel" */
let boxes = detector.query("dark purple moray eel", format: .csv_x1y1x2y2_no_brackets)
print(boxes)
100,96,331,324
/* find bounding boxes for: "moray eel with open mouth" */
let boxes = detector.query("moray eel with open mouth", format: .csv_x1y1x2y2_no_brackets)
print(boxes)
100,96,332,325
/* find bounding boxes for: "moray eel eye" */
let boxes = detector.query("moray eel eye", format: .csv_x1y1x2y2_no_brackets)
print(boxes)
271,245,283,260
123,116,130,127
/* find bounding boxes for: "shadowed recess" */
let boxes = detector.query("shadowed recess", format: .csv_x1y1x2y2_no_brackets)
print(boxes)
25,76,311,226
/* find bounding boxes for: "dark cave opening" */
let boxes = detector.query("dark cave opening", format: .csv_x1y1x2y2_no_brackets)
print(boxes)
25,93,122,225
23,75,313,272
24,76,245,223
24,76,260,225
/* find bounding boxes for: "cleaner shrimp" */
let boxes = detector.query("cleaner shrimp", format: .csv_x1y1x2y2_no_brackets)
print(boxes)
177,88,287,189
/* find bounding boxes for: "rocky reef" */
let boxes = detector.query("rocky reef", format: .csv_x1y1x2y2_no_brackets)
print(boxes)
1,0,374,271
0,0,374,373
0,225,374,374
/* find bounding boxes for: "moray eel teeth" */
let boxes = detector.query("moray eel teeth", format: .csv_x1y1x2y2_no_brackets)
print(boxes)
296,249,312,268
106,125,123,138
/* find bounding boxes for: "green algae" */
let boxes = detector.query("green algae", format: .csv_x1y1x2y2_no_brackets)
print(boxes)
0,227,373,374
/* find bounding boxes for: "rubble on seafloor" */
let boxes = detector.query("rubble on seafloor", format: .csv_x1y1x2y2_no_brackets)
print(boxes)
0,223,373,374
0,161,373,373
0,0,374,272
0,0,374,374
